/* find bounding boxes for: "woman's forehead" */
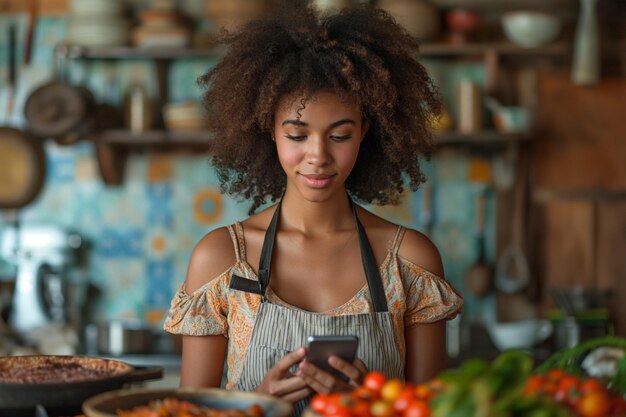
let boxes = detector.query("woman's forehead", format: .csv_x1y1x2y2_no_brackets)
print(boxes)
276,90,361,117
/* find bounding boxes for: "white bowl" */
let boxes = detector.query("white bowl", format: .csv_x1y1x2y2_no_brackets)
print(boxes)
486,319,553,351
502,11,561,48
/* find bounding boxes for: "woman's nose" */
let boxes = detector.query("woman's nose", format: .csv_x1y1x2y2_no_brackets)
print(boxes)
306,136,331,166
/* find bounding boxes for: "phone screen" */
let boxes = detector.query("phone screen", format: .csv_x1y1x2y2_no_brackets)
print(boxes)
306,335,359,382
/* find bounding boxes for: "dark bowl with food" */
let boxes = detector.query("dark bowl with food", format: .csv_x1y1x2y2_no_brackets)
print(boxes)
0,355,162,417
83,387,293,417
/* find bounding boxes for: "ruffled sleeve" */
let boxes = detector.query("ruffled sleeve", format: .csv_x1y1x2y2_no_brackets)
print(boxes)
163,274,230,336
400,260,464,327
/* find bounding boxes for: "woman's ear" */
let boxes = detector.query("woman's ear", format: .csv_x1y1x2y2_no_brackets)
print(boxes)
360,118,370,141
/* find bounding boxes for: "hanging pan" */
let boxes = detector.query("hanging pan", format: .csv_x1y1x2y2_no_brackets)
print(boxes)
23,46,95,144
0,24,45,209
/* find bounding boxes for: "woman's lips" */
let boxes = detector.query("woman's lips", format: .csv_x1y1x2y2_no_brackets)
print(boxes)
300,174,335,189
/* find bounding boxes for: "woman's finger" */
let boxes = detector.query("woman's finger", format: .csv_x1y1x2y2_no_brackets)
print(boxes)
297,360,346,394
328,356,365,385
274,347,307,374
270,374,310,396
282,386,314,403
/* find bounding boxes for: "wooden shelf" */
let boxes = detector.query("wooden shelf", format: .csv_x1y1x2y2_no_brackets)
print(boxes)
62,45,225,60
61,41,569,61
435,130,530,145
419,41,570,58
95,129,210,146
93,129,526,185
96,129,526,147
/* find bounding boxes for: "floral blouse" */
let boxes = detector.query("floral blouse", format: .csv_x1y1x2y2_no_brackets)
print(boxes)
164,222,463,389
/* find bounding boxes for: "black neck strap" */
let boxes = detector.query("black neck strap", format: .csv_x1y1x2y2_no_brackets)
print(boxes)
258,200,388,313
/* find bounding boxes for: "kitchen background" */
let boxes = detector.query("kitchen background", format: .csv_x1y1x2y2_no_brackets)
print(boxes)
0,0,624,371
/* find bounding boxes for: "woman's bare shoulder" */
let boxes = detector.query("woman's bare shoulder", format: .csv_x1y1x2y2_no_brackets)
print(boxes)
185,226,237,293
397,227,444,277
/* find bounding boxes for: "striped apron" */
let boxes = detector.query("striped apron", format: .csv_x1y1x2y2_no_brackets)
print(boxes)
233,202,403,416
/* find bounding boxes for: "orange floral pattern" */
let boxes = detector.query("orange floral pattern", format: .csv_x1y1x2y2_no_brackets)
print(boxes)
163,224,463,390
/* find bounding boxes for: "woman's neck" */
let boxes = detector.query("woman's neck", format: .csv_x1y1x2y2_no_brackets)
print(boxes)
279,189,355,235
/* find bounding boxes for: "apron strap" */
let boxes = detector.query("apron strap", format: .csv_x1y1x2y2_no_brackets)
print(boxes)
257,199,388,312
352,203,388,312
258,202,281,299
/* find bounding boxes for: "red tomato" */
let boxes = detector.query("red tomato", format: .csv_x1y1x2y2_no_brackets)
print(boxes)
578,390,612,417
546,368,566,382
353,386,378,401
403,400,430,417
580,378,606,395
311,394,330,414
414,384,433,401
351,400,372,417
523,375,546,396
370,400,394,417
612,394,626,414
326,410,352,417
393,389,416,413
325,394,349,416
363,372,388,393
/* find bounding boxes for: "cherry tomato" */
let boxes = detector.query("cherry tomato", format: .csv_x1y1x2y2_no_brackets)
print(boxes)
351,400,372,417
580,378,606,395
414,384,433,401
403,400,430,417
311,394,330,414
393,388,416,413
612,394,626,414
370,400,394,417
352,386,378,401
523,375,546,396
427,378,445,394
546,368,566,383
578,390,612,417
363,372,387,393
325,394,349,416
381,379,405,402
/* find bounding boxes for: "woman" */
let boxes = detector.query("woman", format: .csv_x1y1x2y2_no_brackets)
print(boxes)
163,5,463,415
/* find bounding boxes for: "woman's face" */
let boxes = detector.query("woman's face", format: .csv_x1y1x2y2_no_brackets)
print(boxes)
273,91,369,202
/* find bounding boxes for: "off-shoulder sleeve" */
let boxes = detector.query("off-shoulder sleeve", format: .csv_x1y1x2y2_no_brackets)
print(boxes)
400,259,464,327
163,274,230,336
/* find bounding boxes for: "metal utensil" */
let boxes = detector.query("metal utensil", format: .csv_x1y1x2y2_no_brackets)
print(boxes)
35,405,49,417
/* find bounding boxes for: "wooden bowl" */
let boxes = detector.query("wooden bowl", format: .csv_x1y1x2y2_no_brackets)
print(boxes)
83,387,292,417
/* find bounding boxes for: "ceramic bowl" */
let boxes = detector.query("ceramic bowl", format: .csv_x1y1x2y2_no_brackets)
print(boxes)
486,319,553,351
492,106,532,133
501,11,561,48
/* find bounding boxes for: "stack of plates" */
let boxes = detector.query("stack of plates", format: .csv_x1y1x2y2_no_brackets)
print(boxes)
132,7,190,48
67,0,130,47
163,101,206,131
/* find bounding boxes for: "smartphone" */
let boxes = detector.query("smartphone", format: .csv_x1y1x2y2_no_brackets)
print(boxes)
306,335,359,382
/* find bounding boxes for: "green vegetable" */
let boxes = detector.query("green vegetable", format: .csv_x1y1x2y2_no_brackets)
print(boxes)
536,335,626,394
431,351,567,417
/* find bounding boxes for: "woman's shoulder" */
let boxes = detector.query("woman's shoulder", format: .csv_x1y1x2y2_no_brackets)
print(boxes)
184,226,239,293
396,227,444,277
357,206,443,277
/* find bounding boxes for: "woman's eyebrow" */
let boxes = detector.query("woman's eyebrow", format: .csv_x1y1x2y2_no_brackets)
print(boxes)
329,118,356,128
281,119,307,127
280,118,356,127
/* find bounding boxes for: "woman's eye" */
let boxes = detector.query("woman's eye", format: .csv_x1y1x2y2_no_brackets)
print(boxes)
331,135,352,141
285,134,306,141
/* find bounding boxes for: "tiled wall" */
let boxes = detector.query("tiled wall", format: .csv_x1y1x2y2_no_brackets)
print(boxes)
0,15,496,327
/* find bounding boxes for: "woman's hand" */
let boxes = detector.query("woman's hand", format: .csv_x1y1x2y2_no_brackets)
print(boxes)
296,355,368,394
254,347,313,403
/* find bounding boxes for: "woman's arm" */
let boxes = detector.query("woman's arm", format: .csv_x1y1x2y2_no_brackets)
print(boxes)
179,227,235,387
398,228,448,383
405,321,446,384
181,334,227,387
